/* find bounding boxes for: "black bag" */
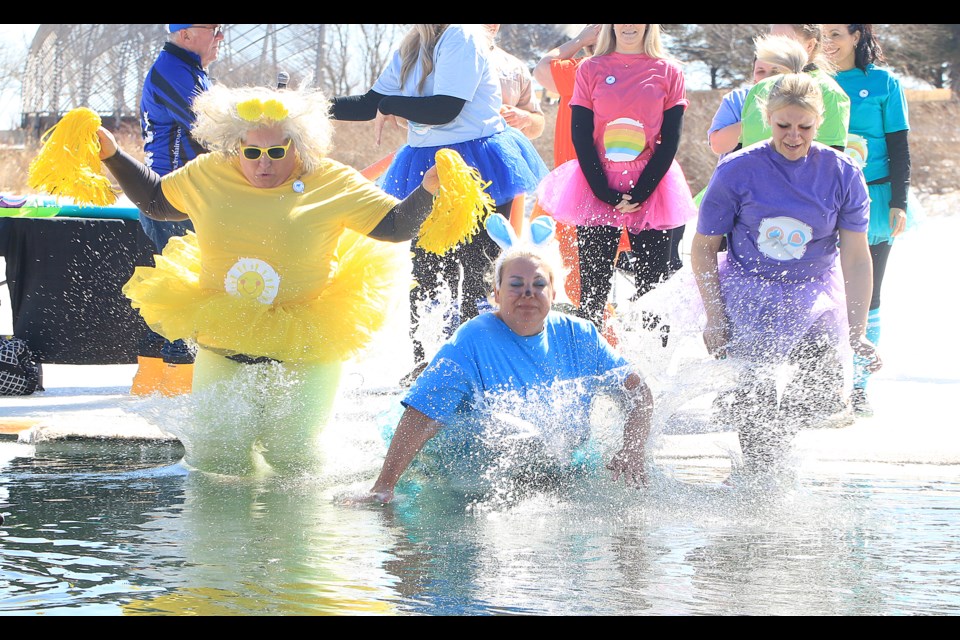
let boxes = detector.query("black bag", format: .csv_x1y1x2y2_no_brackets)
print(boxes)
0,336,43,396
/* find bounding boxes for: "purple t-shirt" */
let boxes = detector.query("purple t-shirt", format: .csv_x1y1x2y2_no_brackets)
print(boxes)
698,141,869,282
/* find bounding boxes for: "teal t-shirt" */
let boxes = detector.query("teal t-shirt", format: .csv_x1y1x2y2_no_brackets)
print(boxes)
740,68,851,149
834,64,909,183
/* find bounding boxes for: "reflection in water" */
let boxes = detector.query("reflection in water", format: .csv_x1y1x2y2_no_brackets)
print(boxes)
1,440,960,614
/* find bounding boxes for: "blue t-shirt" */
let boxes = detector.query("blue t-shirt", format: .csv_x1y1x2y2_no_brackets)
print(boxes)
373,24,505,148
402,311,631,477
834,64,910,183
698,141,869,282
708,87,748,161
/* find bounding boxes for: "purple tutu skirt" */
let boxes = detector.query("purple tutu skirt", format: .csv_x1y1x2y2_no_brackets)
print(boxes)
718,253,850,364
535,155,697,233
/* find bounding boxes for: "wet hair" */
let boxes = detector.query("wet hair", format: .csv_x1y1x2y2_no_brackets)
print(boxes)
760,72,825,127
595,24,667,59
491,247,557,291
191,84,333,174
845,24,886,70
754,34,808,75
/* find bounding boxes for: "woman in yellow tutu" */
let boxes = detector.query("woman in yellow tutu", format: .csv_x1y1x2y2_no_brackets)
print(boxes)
95,84,440,476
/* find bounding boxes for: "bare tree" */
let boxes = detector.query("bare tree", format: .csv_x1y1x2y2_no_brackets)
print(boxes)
663,23,768,89
879,23,959,89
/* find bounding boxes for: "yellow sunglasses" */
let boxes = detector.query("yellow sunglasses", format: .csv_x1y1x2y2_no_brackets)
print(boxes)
240,140,292,161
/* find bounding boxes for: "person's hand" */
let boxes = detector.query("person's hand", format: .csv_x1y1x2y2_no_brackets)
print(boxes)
852,334,882,374
421,163,439,196
500,104,530,130
614,193,641,213
340,488,395,505
606,446,647,488
95,126,118,160
577,24,601,48
889,207,907,237
374,112,407,147
702,314,730,359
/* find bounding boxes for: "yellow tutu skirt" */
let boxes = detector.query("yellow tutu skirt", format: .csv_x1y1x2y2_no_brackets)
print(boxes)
123,230,405,364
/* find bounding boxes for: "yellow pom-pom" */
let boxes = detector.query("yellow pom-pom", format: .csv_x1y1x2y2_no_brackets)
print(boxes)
416,148,495,255
237,98,264,122
27,107,117,207
261,99,289,122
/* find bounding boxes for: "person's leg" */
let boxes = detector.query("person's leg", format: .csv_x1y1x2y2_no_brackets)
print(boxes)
667,223,686,275
257,360,343,474
729,366,782,473
409,241,460,365
781,332,847,428
852,242,892,414
459,200,513,321
628,228,674,346
186,348,261,476
576,224,622,330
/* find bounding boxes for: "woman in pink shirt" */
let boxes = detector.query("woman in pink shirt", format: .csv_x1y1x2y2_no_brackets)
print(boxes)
536,24,697,335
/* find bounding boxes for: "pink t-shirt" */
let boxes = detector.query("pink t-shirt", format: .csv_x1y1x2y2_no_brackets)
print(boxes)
570,53,688,162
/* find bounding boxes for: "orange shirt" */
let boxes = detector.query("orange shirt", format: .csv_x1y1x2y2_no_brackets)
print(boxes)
549,57,587,167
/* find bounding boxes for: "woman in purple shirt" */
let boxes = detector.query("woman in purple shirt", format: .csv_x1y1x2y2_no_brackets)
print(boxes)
691,72,879,474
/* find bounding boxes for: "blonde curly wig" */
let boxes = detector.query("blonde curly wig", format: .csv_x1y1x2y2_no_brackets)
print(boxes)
191,84,334,174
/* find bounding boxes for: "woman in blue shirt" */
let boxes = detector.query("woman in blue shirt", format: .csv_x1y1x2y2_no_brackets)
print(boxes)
823,24,914,416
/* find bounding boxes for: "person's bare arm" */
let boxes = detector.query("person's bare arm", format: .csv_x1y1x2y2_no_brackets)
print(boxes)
533,24,600,93
691,232,729,359
367,407,441,503
606,372,654,488
839,228,881,372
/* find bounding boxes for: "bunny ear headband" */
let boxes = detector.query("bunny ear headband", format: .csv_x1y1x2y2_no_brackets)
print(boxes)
485,212,556,251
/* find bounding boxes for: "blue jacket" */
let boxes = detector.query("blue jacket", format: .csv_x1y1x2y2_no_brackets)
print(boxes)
140,42,210,176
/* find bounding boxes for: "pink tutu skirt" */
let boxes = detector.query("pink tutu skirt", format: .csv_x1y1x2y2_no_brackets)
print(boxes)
535,156,698,233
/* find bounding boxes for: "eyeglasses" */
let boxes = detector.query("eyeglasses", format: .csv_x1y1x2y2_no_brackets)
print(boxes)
191,25,224,37
240,140,292,161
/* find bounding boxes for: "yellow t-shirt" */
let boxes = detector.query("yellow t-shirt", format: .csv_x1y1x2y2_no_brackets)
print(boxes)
161,153,399,305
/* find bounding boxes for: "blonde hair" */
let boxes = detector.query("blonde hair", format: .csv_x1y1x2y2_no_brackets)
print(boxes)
492,247,558,291
754,34,808,75
777,24,838,75
191,84,333,174
398,24,450,94
760,73,825,127
595,24,667,58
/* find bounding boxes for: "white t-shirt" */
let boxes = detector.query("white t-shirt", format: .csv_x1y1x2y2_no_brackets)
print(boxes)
373,24,505,148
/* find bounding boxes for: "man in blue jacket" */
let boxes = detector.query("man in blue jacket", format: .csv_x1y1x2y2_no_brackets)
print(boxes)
132,23,223,395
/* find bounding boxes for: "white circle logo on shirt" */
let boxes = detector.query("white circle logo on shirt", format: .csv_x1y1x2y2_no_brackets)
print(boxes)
224,258,281,304
605,75,616,85
757,216,813,261
859,89,869,98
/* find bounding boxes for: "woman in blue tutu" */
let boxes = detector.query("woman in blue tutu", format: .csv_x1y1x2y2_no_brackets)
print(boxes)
330,24,548,384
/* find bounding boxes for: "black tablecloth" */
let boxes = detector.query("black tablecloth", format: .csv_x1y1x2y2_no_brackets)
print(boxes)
0,216,156,364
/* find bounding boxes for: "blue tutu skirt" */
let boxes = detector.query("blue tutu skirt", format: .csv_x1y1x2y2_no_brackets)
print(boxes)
866,182,924,245
380,127,548,205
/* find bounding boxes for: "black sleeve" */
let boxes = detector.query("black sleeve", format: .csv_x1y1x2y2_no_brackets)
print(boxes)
329,89,385,121
378,94,466,125
330,90,466,126
627,104,684,206
885,129,911,210
368,185,435,242
102,148,187,221
571,105,622,206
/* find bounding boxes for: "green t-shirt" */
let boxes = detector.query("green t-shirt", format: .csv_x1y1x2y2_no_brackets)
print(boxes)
740,68,850,149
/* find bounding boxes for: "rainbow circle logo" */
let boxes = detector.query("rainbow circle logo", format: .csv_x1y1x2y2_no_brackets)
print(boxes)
845,133,868,169
603,117,647,162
